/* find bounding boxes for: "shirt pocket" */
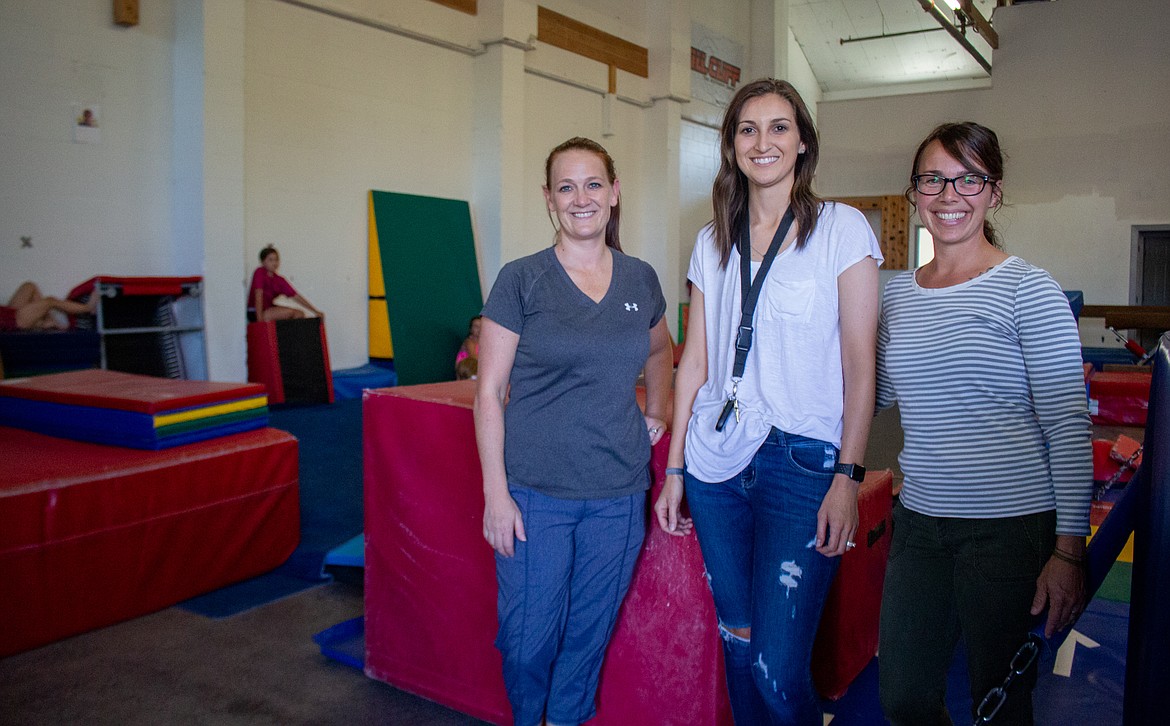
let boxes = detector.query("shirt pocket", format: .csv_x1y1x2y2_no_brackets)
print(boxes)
759,278,816,323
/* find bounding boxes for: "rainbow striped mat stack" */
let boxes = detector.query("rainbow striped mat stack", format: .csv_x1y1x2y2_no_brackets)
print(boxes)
0,369,268,449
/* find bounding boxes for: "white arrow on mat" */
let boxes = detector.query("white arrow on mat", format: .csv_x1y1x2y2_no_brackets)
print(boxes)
1053,629,1100,677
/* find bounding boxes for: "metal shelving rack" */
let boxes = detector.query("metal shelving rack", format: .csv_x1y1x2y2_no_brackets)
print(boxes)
93,277,208,380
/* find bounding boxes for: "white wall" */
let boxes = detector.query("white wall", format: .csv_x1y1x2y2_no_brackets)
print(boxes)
243,0,478,369
0,1,178,295
17,1,1152,378
815,0,1170,312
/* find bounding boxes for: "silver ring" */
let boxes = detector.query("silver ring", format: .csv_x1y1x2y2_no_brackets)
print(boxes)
845,540,857,550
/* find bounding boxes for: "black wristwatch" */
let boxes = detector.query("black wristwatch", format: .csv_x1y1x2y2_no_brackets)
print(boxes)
834,463,865,483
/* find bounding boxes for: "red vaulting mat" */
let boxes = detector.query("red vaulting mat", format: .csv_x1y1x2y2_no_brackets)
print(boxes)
0,368,266,413
363,381,733,724
0,426,299,657
365,382,894,722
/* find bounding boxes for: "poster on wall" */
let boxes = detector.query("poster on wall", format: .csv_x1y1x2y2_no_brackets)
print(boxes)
691,24,743,108
72,103,101,144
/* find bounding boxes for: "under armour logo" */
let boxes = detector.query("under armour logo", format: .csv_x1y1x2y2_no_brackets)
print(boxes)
624,302,639,311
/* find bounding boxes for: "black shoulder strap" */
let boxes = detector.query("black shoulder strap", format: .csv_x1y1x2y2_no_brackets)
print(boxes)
731,207,795,379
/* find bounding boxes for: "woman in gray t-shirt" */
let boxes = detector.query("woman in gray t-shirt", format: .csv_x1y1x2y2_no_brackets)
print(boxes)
474,137,674,726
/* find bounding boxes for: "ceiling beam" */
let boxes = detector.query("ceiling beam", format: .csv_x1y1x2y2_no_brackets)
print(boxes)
959,0,999,49
916,0,991,74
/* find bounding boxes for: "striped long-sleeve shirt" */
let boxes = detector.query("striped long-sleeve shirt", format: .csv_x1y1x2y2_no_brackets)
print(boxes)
876,256,1092,535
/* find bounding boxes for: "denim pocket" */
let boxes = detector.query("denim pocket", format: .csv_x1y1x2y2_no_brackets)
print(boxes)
786,442,837,477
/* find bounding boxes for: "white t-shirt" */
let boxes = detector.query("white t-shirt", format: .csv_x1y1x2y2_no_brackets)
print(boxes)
684,202,883,482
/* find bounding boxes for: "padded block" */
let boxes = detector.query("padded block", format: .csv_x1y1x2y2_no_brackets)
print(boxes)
247,319,334,405
811,469,894,700
0,368,265,413
1089,370,1152,426
0,426,299,656
363,381,732,724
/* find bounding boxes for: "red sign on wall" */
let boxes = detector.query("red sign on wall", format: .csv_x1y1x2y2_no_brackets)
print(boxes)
691,47,741,89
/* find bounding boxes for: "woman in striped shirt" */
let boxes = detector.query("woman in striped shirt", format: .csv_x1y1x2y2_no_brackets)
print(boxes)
876,122,1092,726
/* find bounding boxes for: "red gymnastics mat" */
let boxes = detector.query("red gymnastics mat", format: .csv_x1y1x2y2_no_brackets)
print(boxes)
0,426,299,657
363,381,731,725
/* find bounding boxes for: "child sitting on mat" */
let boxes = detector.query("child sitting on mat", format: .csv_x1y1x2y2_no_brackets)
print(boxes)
247,245,323,322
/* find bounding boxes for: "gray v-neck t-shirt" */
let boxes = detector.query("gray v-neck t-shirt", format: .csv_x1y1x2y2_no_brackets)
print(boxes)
482,246,666,499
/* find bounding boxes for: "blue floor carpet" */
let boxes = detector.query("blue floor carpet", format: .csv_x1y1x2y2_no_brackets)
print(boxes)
823,598,1128,724
181,397,364,617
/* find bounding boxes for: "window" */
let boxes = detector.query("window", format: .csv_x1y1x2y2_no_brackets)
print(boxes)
914,226,934,267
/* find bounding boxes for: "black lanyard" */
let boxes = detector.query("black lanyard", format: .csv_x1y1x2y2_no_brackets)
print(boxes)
715,207,795,431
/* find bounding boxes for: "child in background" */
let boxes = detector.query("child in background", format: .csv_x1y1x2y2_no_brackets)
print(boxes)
248,245,322,322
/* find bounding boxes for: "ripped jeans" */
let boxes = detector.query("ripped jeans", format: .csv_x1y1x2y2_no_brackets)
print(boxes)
685,428,840,726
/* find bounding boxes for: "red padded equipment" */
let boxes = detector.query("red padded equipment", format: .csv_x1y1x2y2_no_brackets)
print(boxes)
247,319,334,405
364,382,734,725
0,426,299,657
0,368,264,412
364,382,892,722
1089,370,1152,426
811,468,894,699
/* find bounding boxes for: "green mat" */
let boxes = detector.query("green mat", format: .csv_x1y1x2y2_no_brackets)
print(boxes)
370,191,483,385
1095,559,1132,603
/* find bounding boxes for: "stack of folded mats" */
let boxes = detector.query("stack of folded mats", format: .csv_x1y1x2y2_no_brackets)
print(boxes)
0,369,267,449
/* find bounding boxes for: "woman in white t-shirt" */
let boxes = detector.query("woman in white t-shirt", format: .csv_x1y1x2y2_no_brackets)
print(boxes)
654,78,882,725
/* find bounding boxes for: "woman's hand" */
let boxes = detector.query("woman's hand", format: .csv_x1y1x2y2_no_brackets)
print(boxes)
483,490,526,557
815,476,859,557
653,474,693,536
645,415,667,447
1031,538,1087,638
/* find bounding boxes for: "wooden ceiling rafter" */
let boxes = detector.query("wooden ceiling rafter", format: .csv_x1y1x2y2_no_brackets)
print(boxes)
428,0,477,15
536,6,648,94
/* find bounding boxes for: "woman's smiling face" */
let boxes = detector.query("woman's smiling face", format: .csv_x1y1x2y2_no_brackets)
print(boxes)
543,149,619,245
733,93,805,191
913,140,1001,250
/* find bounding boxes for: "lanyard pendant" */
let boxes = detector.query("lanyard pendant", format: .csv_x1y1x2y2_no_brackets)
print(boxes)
715,398,735,432
715,381,740,432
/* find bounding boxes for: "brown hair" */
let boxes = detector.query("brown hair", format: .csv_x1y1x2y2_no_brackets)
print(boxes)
907,122,1006,250
259,244,278,263
544,137,622,251
711,78,822,267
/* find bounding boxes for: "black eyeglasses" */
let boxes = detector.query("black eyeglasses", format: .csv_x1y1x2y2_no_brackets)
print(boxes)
912,173,993,196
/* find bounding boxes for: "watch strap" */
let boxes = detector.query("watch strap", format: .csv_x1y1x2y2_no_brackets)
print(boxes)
834,462,865,482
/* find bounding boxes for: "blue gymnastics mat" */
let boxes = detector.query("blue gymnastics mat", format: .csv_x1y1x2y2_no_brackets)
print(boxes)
322,533,364,569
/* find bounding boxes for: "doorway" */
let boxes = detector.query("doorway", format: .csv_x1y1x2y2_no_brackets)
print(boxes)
1130,225,1170,349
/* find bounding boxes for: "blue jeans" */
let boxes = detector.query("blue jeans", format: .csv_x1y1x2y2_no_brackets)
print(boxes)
495,486,645,726
685,428,840,726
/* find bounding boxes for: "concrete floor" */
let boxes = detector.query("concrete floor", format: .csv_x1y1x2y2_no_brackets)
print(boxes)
0,577,489,726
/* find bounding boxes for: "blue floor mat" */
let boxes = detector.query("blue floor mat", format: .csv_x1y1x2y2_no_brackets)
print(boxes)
323,533,364,569
822,598,1128,724
332,363,396,400
180,398,364,618
313,616,365,670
